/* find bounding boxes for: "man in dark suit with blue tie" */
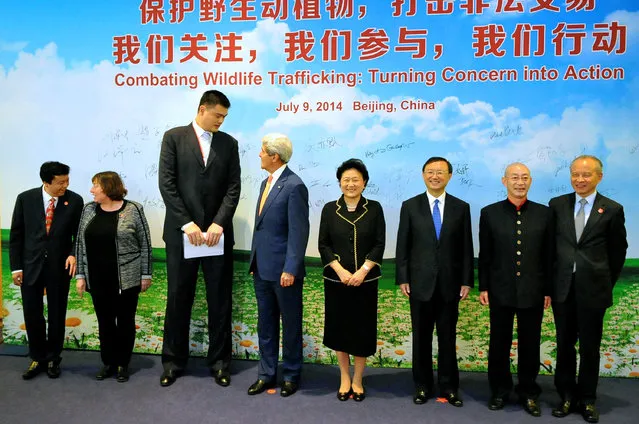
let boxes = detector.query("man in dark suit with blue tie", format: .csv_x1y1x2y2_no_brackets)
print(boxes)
158,90,241,387
247,133,309,397
396,157,474,407
549,155,627,423
10,161,83,379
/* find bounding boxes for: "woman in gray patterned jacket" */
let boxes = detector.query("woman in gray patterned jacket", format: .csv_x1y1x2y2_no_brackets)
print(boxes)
75,171,152,382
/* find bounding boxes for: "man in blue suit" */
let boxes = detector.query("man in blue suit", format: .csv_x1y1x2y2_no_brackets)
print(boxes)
247,133,309,397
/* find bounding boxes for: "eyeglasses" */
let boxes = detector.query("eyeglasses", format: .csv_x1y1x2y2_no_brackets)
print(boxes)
424,170,448,177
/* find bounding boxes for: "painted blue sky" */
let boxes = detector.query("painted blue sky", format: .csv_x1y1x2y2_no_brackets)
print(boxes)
1,1,637,255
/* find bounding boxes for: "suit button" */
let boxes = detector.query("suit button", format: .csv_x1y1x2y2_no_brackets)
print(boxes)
517,240,521,245
516,251,521,255
516,261,521,266
517,220,521,225
517,211,521,216
516,272,521,276
517,230,522,235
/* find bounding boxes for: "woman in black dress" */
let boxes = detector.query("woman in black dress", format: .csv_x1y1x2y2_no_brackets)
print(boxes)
75,171,152,382
319,159,385,402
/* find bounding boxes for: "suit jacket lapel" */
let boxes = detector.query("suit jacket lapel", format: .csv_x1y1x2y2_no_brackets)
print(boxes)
35,188,47,234
255,168,290,225
204,132,218,169
580,193,604,242
188,125,205,168
49,191,72,235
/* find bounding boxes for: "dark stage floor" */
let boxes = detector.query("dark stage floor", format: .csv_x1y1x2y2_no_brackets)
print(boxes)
0,349,637,424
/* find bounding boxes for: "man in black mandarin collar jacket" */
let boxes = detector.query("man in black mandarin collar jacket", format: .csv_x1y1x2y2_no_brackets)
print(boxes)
478,163,553,417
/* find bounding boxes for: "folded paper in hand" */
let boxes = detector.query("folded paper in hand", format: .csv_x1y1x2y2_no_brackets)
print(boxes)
183,233,224,259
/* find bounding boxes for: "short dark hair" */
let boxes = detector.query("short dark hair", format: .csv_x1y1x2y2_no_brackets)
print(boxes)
92,171,128,201
336,158,369,186
198,90,231,110
40,161,70,184
422,156,453,174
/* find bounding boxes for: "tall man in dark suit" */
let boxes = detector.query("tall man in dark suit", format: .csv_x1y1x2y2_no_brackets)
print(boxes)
10,161,83,379
549,155,627,423
247,133,309,398
396,157,474,407
158,90,241,387
478,163,553,417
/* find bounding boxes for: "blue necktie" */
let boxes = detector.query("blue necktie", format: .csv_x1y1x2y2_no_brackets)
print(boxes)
432,199,442,240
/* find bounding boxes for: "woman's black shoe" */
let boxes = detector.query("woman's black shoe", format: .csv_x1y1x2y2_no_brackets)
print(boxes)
337,389,352,401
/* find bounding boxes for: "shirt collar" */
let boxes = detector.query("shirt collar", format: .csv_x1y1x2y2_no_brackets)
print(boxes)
426,191,446,206
269,163,287,182
576,191,597,206
42,186,58,202
192,120,211,139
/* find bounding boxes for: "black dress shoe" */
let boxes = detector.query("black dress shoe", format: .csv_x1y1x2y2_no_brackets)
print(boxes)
47,359,61,379
580,403,599,423
552,399,575,418
337,388,352,401
96,365,116,380
352,387,365,402
413,388,429,405
22,361,45,380
212,369,231,387
160,370,180,387
445,392,464,407
247,379,275,395
488,395,506,410
116,366,129,383
523,398,541,417
280,381,299,397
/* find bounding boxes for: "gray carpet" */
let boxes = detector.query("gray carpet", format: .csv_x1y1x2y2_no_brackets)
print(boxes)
0,349,637,424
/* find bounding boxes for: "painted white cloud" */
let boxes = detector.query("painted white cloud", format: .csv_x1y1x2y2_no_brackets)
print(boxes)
0,40,27,51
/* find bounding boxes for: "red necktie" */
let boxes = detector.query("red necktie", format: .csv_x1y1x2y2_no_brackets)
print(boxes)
258,175,273,215
45,197,55,234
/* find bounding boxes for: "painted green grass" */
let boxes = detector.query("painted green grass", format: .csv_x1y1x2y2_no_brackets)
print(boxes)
1,244,638,377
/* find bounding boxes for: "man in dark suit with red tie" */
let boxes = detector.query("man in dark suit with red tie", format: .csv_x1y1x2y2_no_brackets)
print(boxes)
396,157,474,407
549,155,627,423
247,133,309,398
10,161,83,379
158,90,241,387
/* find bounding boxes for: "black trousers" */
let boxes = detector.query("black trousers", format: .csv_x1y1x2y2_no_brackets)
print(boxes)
20,260,70,363
409,289,460,394
161,243,233,372
91,286,140,367
487,303,544,399
552,282,606,403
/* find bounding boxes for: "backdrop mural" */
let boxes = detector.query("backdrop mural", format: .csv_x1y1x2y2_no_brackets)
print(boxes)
0,0,637,377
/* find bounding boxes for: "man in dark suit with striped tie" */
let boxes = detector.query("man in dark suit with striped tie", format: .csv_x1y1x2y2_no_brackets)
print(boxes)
396,157,474,407
10,161,83,379
549,155,627,423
